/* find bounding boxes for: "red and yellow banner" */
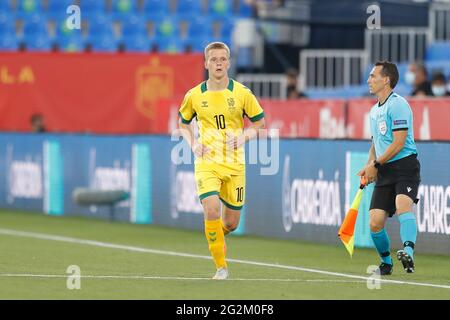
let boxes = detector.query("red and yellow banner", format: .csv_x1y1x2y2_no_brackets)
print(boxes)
0,52,203,133
1,54,449,140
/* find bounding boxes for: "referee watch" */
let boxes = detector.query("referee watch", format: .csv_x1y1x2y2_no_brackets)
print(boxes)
373,160,381,169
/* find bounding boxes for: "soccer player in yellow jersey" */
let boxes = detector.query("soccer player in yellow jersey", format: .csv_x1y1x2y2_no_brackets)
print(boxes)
178,42,265,280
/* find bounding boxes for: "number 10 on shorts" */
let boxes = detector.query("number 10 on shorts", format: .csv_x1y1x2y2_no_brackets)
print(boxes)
236,187,244,203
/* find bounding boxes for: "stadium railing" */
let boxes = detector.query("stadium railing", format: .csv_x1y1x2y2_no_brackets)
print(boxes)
299,49,368,90
364,27,429,64
429,1,450,42
236,73,287,99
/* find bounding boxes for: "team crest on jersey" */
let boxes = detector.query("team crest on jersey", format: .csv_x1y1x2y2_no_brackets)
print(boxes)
201,101,208,108
227,98,236,113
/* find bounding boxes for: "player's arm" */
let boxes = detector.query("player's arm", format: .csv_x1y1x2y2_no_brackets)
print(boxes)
357,142,376,181
375,99,410,165
178,90,209,157
178,119,210,157
361,131,406,183
226,117,265,150
375,130,407,164
243,117,265,143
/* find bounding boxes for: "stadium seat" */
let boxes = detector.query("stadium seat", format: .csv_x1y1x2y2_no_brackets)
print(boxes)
143,0,169,18
81,0,107,19
211,16,234,39
112,0,138,19
87,14,114,36
121,14,146,37
237,0,254,17
188,34,232,53
88,34,118,52
176,0,202,16
56,33,84,52
208,0,233,18
393,83,412,97
47,0,74,19
156,37,186,53
24,33,52,51
16,0,42,18
0,0,13,12
154,16,179,38
425,60,450,80
0,12,15,34
0,32,19,51
304,85,370,99
123,34,151,52
185,16,213,38
23,14,48,36
54,15,82,37
426,42,450,61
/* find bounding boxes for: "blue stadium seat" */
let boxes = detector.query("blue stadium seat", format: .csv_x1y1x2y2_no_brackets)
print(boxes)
425,60,450,80
23,14,48,36
176,0,202,16
186,16,212,38
188,35,232,53
112,0,138,19
208,0,233,18
393,83,412,97
154,16,179,38
121,14,146,37
0,12,15,34
0,0,13,12
87,14,114,36
47,0,74,18
211,16,234,39
89,34,118,52
237,0,254,17
123,34,151,52
24,33,52,51
17,0,42,17
81,0,107,19
426,42,450,61
156,36,186,53
0,33,19,51
57,33,84,52
143,0,169,18
54,16,82,37
304,85,370,99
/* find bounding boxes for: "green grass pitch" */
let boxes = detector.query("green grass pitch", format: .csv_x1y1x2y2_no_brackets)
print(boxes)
0,210,449,299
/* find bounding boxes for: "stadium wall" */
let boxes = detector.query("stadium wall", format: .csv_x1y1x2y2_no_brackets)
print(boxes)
0,133,449,255
1,52,449,140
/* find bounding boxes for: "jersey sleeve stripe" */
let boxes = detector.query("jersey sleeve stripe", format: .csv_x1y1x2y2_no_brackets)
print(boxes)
179,111,196,124
248,112,264,122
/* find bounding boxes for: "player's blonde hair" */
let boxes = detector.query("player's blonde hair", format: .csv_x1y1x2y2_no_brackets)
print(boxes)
204,42,231,60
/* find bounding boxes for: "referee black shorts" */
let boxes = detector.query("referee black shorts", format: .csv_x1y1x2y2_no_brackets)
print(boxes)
369,154,421,217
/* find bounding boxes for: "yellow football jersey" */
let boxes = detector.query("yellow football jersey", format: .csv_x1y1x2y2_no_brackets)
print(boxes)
179,79,264,175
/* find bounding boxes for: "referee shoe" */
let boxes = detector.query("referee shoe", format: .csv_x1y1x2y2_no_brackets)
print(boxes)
396,250,415,273
376,262,393,276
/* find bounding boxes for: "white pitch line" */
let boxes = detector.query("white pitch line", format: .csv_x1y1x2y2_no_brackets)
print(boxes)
0,273,366,283
0,228,449,290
